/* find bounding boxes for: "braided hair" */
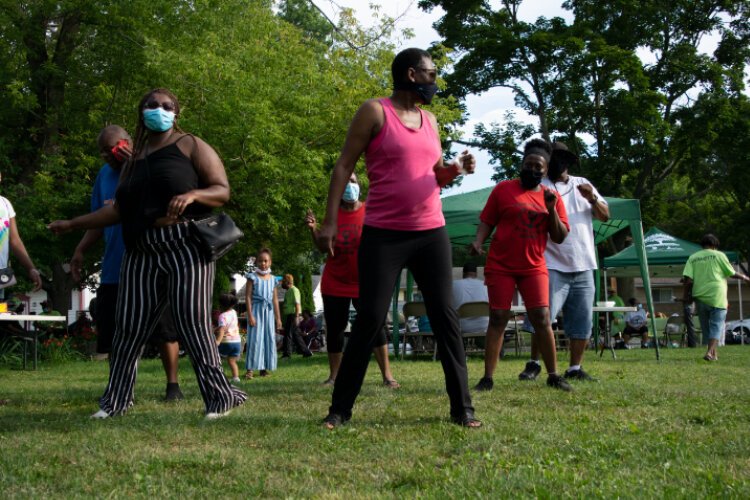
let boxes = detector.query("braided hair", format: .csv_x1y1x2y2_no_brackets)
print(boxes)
121,88,184,181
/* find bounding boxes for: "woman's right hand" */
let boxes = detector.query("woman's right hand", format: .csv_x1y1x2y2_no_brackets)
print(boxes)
469,240,485,256
47,220,73,235
315,222,337,257
248,314,256,327
305,210,317,230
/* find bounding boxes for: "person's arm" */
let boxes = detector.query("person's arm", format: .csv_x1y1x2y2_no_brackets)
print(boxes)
305,210,320,243
70,229,104,282
731,272,750,284
294,289,301,318
317,100,383,256
577,183,609,222
682,276,693,303
424,112,476,187
273,286,282,331
470,222,493,256
215,325,226,345
245,280,256,328
166,135,230,219
544,189,568,244
8,218,42,291
48,204,121,234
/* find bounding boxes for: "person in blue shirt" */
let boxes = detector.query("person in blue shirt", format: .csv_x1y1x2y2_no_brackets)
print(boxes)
71,125,184,401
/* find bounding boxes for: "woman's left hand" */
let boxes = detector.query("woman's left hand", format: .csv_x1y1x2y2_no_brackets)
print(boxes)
166,192,197,219
275,320,282,331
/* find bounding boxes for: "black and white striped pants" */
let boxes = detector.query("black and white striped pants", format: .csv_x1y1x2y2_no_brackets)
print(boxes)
99,223,247,415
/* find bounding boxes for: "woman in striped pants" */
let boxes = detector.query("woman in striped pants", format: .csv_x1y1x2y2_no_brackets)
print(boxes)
48,88,246,419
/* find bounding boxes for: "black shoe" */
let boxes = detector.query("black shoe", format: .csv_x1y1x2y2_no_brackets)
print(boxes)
323,412,349,429
564,368,595,381
546,374,573,392
474,377,494,391
518,361,542,381
303,351,313,358
165,383,184,401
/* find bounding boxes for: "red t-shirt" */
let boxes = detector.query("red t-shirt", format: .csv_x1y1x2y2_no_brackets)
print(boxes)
321,204,365,298
480,179,570,277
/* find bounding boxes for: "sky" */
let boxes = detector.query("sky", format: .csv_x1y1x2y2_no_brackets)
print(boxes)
315,0,574,195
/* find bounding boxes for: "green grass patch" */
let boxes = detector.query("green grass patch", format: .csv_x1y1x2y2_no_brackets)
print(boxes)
1,347,749,498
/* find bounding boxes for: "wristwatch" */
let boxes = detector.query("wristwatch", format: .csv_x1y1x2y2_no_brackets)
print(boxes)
589,194,598,205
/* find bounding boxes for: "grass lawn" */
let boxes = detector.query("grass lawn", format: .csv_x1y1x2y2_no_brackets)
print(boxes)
1,346,749,498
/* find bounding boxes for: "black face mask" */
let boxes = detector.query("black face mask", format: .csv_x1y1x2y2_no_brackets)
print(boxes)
520,169,544,190
394,81,439,104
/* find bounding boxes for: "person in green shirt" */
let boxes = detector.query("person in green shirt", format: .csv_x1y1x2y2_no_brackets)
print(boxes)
682,234,750,361
280,274,312,358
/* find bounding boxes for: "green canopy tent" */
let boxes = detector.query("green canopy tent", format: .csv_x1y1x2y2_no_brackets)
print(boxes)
438,189,662,359
602,227,744,344
602,227,740,277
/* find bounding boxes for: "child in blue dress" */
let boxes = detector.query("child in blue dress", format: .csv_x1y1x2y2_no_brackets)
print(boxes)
244,248,282,379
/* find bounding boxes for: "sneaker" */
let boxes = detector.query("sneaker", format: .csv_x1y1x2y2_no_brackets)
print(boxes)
165,383,184,401
303,351,313,358
546,374,573,392
205,409,231,420
518,361,542,381
91,409,110,419
231,377,241,384
564,368,595,381
474,377,494,391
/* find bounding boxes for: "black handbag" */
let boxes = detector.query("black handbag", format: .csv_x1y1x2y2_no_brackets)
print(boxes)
0,267,16,289
189,213,243,261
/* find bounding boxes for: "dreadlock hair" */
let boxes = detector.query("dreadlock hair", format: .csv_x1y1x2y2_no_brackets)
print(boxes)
121,88,184,181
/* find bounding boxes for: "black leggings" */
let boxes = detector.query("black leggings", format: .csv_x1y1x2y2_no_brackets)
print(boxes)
323,295,387,354
330,226,473,419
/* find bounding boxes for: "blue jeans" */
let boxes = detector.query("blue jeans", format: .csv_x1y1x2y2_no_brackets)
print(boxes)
523,269,596,340
695,300,726,342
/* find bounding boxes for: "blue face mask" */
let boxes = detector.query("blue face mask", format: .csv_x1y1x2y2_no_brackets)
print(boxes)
342,182,360,203
143,108,176,132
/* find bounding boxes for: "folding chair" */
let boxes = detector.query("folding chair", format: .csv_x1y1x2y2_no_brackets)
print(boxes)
401,302,436,360
663,315,686,347
457,301,489,355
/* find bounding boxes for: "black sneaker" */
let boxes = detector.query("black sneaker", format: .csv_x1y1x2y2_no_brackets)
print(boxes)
564,368,595,381
165,383,184,401
518,361,542,381
546,374,573,392
474,377,494,391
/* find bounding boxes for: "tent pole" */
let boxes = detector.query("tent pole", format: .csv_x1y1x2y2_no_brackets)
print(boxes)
738,263,744,345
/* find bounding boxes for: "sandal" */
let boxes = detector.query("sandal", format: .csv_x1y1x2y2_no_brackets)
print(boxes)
323,412,349,430
259,370,270,377
451,410,482,428
383,379,401,389
322,378,335,386
244,370,254,380
703,354,716,361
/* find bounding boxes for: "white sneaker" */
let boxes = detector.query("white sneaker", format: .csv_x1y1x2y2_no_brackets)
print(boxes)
231,377,241,383
205,409,231,420
91,409,110,419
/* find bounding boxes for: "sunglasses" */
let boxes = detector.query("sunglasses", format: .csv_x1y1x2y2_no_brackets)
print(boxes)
144,100,176,112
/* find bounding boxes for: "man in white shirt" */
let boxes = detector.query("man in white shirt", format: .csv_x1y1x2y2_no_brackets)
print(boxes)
518,142,609,383
452,262,489,333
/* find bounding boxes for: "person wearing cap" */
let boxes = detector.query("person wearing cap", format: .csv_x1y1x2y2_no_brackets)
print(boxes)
451,262,489,334
471,139,571,392
280,274,312,359
517,141,609,383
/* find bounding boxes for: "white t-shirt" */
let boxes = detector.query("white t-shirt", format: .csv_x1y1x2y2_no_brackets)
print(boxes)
625,308,647,329
542,176,605,272
0,197,16,268
452,277,489,333
218,309,240,343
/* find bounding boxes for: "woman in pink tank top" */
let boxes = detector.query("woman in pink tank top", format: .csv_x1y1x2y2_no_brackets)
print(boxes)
316,48,482,429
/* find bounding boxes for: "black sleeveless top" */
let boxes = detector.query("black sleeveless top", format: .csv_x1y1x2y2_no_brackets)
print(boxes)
115,141,212,249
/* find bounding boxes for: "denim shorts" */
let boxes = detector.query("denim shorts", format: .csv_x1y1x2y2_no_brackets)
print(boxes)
695,300,726,341
523,269,595,340
218,342,242,357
